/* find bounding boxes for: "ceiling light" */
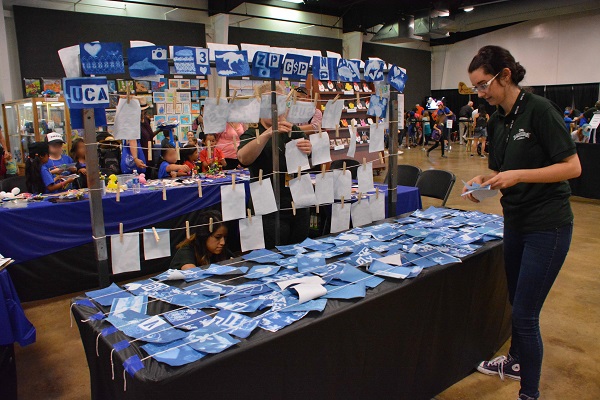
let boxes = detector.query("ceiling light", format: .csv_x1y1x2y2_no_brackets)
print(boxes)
280,0,305,3
464,6,474,12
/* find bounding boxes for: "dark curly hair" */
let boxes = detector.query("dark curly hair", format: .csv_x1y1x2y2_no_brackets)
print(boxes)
175,210,227,266
468,45,526,86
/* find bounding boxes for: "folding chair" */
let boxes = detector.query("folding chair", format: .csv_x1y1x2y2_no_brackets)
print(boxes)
384,164,422,187
415,169,456,206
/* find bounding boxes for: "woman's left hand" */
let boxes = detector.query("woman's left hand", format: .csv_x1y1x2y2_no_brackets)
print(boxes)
296,139,312,154
482,170,521,190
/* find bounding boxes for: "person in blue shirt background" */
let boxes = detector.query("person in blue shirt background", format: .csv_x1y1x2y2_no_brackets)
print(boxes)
44,132,75,174
25,142,77,193
157,145,190,179
563,110,573,132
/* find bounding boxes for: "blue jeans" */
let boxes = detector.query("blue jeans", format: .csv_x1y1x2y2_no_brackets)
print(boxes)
504,222,573,399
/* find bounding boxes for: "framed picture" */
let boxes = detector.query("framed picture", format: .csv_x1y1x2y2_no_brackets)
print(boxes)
165,92,175,104
135,80,151,93
342,138,349,145
23,78,41,97
179,125,191,137
179,79,191,89
105,110,116,125
153,92,166,103
182,102,191,114
166,103,174,114
179,114,192,125
199,89,209,97
329,139,336,148
167,115,179,124
191,103,201,114
117,79,134,94
191,90,199,101
107,80,117,93
175,103,183,114
151,78,167,92
168,79,179,89
190,79,200,90
109,94,120,108
177,92,191,103
155,103,166,114
199,79,208,89
42,77,62,93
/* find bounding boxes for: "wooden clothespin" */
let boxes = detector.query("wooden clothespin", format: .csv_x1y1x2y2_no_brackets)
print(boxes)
318,129,323,139
376,186,380,199
152,227,160,243
216,88,221,105
356,92,360,107
358,192,362,204
256,129,260,145
335,124,339,138
314,92,320,104
363,157,367,170
175,141,180,161
259,169,263,185
342,161,346,175
341,196,345,209
247,208,252,222
147,141,152,161
231,173,236,190
126,86,131,104
292,90,297,105
231,89,237,103
291,201,296,216
332,94,340,103
116,184,120,202
185,221,191,239
119,223,124,243
321,164,326,179
209,217,213,233
379,152,384,166
197,180,202,197
297,166,302,177
162,185,167,201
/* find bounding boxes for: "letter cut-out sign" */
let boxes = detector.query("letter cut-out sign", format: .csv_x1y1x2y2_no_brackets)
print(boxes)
252,51,283,79
282,54,311,81
63,77,110,109
312,56,338,81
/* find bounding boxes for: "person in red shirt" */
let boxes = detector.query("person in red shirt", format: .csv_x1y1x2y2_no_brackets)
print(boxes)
199,133,226,173
181,144,199,174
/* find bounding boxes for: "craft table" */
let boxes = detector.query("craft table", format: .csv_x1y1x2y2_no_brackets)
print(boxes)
71,226,510,400
569,143,600,199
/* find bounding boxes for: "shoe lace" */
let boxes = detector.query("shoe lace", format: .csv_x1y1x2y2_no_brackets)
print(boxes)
487,355,509,381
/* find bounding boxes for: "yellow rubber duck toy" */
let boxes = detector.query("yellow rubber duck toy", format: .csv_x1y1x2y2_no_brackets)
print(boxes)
348,102,355,110
107,174,118,190
344,83,353,91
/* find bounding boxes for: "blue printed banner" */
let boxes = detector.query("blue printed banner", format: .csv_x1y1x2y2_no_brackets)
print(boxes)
337,59,361,82
212,310,260,339
364,59,384,82
252,51,283,79
163,309,212,331
312,56,338,81
172,46,210,75
63,77,109,110
141,339,205,367
367,94,389,118
184,325,240,354
282,54,311,80
388,65,408,93
80,42,124,75
127,46,169,78
215,50,251,77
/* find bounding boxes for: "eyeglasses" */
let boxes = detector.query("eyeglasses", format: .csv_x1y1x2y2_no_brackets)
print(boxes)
472,72,500,93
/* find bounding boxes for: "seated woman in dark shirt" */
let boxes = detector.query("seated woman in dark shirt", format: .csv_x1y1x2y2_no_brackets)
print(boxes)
169,210,229,270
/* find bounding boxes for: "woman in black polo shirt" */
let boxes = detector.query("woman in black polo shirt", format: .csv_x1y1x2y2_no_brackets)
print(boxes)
464,46,581,400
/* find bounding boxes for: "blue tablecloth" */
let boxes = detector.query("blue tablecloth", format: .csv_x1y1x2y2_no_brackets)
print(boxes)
0,269,35,346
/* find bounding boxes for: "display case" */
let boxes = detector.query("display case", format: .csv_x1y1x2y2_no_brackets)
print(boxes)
1,97,74,174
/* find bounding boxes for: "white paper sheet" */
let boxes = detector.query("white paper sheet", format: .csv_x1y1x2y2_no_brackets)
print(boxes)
58,44,82,77
143,229,171,260
113,98,141,140
289,174,317,208
397,94,405,129
203,97,230,133
350,199,373,227
357,162,375,193
309,133,332,166
369,193,386,221
111,233,141,274
331,202,351,233
285,139,310,174
291,283,328,303
220,184,246,221
377,253,404,266
130,40,155,47
347,126,357,158
287,101,316,124
333,169,352,200
228,97,261,123
321,99,344,129
276,275,325,290
369,123,385,153
314,171,334,205
241,43,271,62
249,177,278,215
260,93,288,119
239,215,266,252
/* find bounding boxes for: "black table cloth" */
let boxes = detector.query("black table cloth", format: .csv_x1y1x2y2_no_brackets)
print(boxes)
569,142,600,199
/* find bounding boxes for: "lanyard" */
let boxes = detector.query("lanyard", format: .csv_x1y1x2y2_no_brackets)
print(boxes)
496,90,526,171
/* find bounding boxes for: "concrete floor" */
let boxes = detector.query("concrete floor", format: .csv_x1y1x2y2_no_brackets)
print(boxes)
13,143,600,399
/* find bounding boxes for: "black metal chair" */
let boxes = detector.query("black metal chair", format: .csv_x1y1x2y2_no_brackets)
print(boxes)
0,176,27,193
415,169,456,207
330,159,360,180
384,164,422,187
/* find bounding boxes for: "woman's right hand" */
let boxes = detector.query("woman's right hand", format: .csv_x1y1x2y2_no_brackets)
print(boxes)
462,175,486,203
277,121,293,134
134,158,147,169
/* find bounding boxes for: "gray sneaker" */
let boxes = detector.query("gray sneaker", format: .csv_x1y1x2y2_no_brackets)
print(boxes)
477,354,521,381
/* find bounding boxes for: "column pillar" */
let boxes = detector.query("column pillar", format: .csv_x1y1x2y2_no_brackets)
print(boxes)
342,31,363,60
209,13,229,95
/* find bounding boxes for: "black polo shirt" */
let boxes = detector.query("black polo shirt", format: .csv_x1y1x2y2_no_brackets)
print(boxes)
238,123,305,209
487,90,576,232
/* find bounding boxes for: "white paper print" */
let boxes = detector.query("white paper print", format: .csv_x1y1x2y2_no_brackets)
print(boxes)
111,233,141,274
321,99,344,129
309,133,332,166
260,93,288,119
333,169,352,200
331,203,351,233
314,171,334,205
249,177,278,215
369,193,386,222
369,123,385,153
204,97,230,134
291,283,327,304
351,199,373,227
398,94,405,130
287,101,316,124
357,162,375,193
285,139,310,174
347,126,357,158
289,174,317,208
228,97,260,123
58,44,82,77
276,275,325,290
220,184,246,221
113,98,141,140
143,228,171,260
376,253,404,266
239,216,266,252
